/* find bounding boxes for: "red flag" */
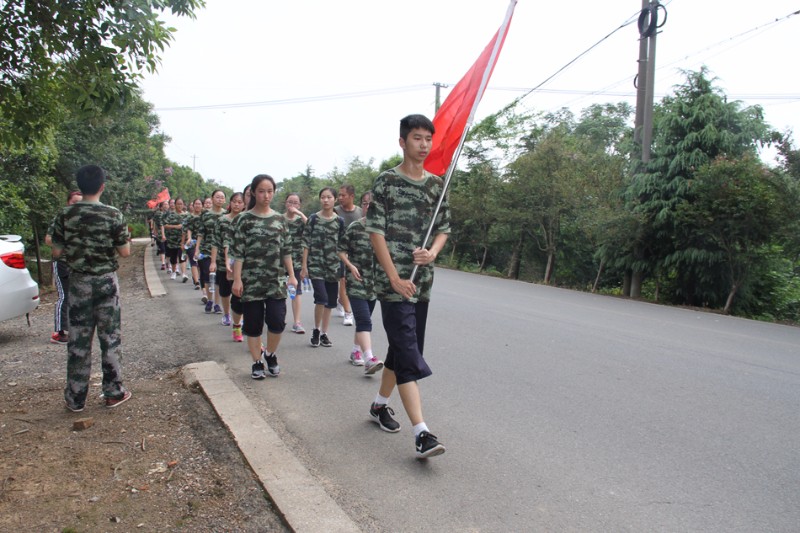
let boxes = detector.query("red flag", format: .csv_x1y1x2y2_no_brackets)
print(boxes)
424,1,516,177
146,188,170,209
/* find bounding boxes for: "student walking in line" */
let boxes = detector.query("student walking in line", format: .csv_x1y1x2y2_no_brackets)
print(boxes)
162,197,189,281
366,114,451,459
50,165,132,411
334,184,363,326
337,191,384,375
284,193,308,334
184,198,203,289
195,190,226,313
211,192,245,328
301,187,345,349
231,175,297,379
229,185,252,342
45,190,83,344
154,200,169,270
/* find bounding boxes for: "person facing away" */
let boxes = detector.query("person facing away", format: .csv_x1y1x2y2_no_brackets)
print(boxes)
50,164,132,412
365,113,451,459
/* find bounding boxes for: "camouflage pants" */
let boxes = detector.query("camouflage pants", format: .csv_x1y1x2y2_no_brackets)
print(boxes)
64,272,124,409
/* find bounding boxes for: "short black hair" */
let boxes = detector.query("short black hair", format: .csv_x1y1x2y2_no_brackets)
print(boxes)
75,165,106,195
400,114,435,140
339,184,355,196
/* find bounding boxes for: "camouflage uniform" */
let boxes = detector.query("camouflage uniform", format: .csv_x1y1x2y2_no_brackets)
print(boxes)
185,212,201,242
197,209,224,256
302,213,345,283
152,209,165,236
285,215,305,277
337,218,375,300
366,166,451,303
230,211,292,302
163,210,187,249
213,214,235,272
50,201,130,410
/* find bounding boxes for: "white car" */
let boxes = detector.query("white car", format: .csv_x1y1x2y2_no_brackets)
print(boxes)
0,235,40,322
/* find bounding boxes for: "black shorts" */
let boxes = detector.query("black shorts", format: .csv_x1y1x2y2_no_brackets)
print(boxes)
241,299,286,338
157,239,167,255
231,294,243,316
216,268,232,298
380,301,431,385
311,279,338,309
198,256,211,287
165,246,180,265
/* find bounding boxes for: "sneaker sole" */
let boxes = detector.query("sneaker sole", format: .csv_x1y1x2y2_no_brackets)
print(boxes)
370,414,401,433
65,401,84,413
251,374,266,380
364,362,384,375
50,339,68,345
416,444,446,459
106,390,132,408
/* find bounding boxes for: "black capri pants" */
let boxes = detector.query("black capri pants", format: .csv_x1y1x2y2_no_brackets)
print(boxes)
242,299,287,338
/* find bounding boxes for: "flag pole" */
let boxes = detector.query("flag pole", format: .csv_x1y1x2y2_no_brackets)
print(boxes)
411,0,517,282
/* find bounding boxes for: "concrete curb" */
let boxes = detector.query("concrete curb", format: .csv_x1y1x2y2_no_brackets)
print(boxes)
138,238,166,297
182,361,361,533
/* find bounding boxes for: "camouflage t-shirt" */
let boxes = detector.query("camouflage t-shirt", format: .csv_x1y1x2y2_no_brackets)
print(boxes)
285,215,305,274
365,166,451,303
212,214,236,271
197,209,224,256
337,218,374,300
152,210,166,234
184,213,201,244
230,210,292,302
302,213,344,283
50,201,129,275
163,210,187,249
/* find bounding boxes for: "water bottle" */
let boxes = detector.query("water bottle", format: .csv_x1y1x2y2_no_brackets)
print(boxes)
209,271,216,293
180,252,187,262
197,252,205,260
287,284,296,300
304,277,312,292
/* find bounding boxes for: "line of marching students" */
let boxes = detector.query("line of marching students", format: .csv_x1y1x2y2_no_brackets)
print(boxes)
151,114,449,459
151,180,385,379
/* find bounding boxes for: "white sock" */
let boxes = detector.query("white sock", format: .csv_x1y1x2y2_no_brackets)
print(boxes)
373,394,389,406
413,422,429,437
364,349,374,359
353,344,361,353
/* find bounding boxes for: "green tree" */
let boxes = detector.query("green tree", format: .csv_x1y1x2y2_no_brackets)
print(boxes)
623,68,773,303
675,156,797,313
0,0,204,146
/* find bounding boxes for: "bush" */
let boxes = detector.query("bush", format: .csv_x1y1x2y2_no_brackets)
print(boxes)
128,222,148,238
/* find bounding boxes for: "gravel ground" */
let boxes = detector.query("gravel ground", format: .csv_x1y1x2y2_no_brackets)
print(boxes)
0,242,289,532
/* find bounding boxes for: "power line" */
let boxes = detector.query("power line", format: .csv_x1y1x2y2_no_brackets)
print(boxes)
154,84,431,112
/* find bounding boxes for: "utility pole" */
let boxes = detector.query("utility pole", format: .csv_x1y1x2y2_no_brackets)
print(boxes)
191,154,198,172
433,82,448,114
628,0,663,298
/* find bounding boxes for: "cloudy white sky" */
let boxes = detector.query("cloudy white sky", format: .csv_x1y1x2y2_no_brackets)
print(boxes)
140,0,800,193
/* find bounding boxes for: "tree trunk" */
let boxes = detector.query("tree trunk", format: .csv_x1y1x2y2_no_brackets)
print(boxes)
479,246,489,272
31,222,44,286
507,231,524,280
723,282,740,314
630,270,643,298
543,250,555,284
592,258,605,293
623,270,632,297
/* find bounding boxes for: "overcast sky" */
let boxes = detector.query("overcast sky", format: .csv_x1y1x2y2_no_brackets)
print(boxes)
140,0,800,193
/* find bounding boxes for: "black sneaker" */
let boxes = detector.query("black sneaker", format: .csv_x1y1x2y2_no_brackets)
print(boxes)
415,431,445,459
264,353,280,377
319,333,332,348
369,403,400,433
251,361,266,380
310,328,320,347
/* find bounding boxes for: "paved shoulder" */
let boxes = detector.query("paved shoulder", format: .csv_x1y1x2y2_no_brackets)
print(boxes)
182,361,361,533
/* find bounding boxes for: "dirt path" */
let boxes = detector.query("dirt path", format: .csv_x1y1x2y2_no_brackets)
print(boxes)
0,242,288,532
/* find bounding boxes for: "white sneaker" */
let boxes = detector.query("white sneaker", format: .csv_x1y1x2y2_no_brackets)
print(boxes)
175,268,181,276
364,357,384,375
167,266,173,274
350,350,364,366
170,271,177,280
343,312,354,326
335,303,345,317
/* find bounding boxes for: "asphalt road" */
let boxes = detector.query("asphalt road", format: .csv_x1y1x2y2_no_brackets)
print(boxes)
159,256,800,533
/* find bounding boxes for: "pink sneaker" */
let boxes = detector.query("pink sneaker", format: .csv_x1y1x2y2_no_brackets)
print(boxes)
232,325,243,342
364,357,384,375
350,350,364,366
